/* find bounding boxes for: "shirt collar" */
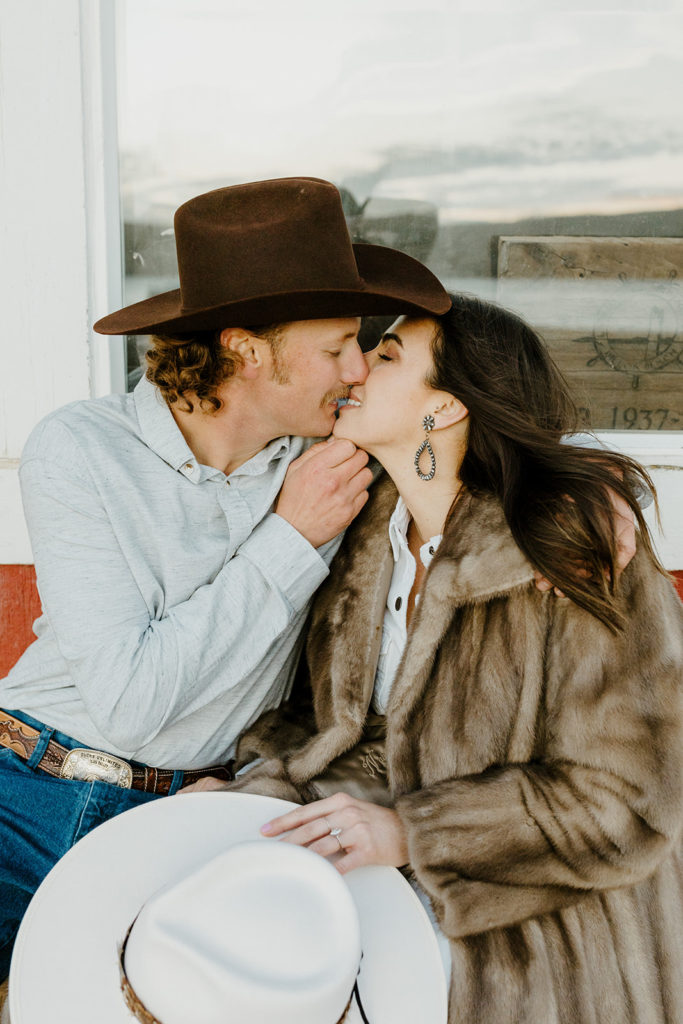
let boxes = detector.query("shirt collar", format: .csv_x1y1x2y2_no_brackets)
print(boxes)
134,375,293,483
228,436,291,479
134,375,196,473
388,497,443,568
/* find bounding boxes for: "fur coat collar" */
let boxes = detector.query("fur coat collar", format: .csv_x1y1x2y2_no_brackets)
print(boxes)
286,474,537,791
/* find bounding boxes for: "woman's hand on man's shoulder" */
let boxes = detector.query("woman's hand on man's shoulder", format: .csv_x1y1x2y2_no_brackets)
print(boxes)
533,486,637,596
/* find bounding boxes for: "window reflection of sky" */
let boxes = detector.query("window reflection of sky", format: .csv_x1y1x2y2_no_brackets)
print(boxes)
118,0,683,436
118,1,683,222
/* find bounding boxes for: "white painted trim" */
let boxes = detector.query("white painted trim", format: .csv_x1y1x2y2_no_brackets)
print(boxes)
81,0,127,398
0,0,124,563
0,469,31,564
596,431,683,459
641,469,683,571
589,431,682,570
1,0,88,458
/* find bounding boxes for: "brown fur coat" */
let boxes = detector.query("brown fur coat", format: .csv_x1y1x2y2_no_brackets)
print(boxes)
233,476,683,1024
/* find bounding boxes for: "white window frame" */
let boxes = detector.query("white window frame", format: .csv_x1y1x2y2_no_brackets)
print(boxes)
0,0,124,563
596,433,683,570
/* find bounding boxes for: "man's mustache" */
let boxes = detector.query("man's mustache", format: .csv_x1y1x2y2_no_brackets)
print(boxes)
321,388,351,408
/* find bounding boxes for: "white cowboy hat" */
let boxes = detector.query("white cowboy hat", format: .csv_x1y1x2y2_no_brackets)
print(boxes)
8,793,448,1024
120,840,364,1024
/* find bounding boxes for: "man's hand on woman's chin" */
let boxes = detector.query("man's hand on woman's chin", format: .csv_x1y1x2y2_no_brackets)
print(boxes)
275,438,372,548
533,486,637,596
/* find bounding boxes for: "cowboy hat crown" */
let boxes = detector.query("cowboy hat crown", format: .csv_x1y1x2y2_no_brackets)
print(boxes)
121,841,362,1024
94,177,450,336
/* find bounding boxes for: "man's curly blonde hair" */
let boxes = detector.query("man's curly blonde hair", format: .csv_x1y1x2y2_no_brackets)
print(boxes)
145,324,284,413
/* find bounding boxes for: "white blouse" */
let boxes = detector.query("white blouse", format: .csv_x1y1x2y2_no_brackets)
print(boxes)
371,498,451,984
372,497,442,714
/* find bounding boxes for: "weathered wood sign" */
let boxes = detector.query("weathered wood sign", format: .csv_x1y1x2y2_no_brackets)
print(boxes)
496,237,683,431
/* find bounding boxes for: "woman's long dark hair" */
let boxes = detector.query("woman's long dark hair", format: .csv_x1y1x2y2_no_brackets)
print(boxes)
429,293,665,632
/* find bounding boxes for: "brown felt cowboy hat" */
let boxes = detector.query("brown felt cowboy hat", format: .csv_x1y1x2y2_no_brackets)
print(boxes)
93,177,451,336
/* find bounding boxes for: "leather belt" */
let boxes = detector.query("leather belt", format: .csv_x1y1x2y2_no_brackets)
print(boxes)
0,711,233,795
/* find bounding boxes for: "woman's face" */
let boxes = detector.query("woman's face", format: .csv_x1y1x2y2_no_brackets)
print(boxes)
332,316,441,455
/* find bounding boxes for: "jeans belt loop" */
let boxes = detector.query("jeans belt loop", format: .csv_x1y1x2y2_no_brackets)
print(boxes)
26,724,55,770
168,769,184,796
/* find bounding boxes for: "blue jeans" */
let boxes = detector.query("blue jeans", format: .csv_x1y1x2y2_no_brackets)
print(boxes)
0,711,170,980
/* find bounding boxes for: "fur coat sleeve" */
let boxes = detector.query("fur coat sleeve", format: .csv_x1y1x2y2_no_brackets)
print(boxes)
396,566,682,939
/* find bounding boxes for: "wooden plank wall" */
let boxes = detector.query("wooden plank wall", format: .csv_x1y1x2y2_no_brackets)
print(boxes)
497,236,683,432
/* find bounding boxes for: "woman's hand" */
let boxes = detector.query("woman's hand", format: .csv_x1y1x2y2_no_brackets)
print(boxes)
534,485,637,595
260,791,409,875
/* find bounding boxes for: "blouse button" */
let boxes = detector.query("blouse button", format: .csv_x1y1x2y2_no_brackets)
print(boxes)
395,597,402,611
429,545,435,555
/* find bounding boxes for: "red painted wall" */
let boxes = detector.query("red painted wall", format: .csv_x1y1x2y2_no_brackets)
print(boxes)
1,565,683,680
0,566,43,678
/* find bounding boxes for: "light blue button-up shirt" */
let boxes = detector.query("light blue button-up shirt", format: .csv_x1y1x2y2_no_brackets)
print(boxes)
0,376,340,768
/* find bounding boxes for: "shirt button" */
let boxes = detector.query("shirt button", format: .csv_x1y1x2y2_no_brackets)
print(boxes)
395,597,402,611
184,462,193,471
429,546,435,555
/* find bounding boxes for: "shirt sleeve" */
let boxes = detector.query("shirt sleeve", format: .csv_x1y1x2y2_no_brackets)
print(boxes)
18,426,334,753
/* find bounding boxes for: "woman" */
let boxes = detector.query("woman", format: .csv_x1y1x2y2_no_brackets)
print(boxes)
216,295,683,1024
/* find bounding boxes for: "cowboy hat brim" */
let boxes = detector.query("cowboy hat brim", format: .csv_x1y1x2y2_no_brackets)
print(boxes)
93,243,451,336
9,793,448,1024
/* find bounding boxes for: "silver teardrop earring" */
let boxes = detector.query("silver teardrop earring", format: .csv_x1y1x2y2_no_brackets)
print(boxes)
414,414,436,481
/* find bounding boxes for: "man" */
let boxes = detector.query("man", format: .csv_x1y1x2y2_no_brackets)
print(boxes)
0,176,451,976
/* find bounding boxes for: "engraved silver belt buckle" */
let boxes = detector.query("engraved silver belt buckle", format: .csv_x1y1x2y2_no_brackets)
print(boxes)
60,748,133,788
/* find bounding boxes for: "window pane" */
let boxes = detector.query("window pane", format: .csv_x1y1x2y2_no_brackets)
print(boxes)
116,1,683,430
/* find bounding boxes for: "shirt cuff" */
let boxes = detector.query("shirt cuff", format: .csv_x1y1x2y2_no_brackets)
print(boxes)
239,513,330,612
